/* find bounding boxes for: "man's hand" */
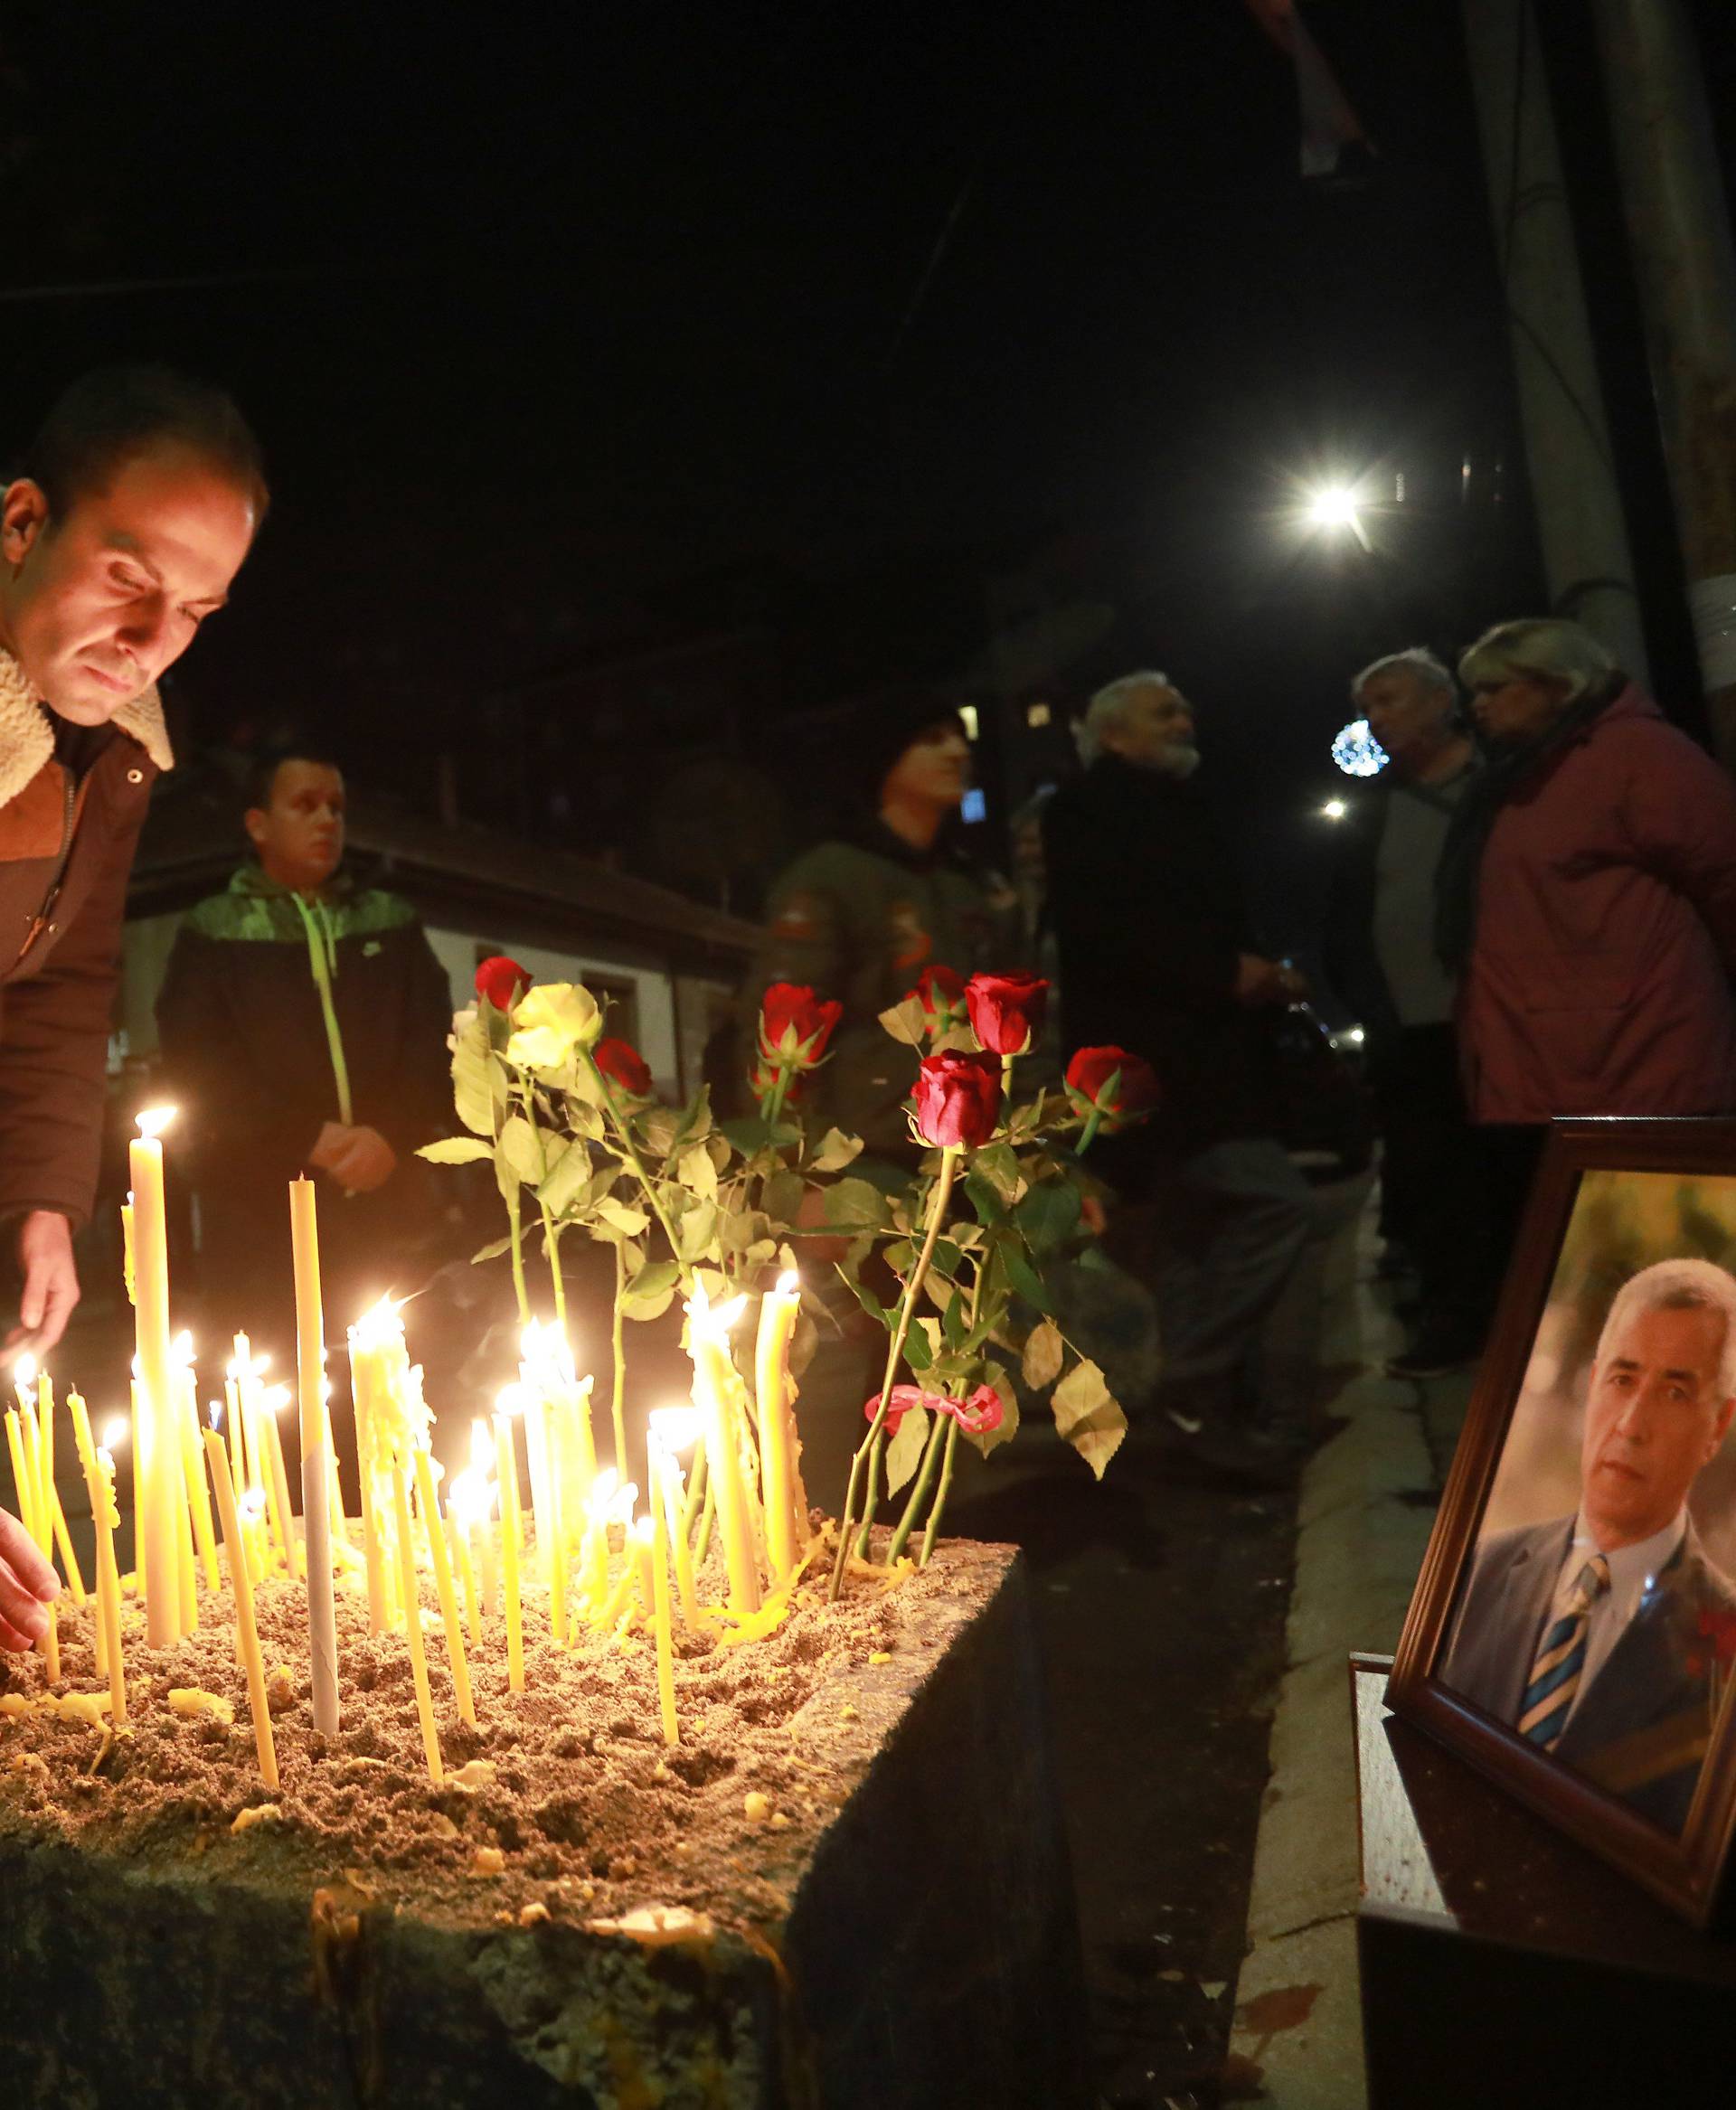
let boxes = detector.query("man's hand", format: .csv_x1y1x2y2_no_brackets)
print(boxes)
6,1210,80,1358
310,1123,397,1195
0,1505,57,1652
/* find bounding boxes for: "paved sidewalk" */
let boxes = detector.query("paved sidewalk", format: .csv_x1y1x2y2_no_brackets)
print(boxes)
1225,1214,1475,2105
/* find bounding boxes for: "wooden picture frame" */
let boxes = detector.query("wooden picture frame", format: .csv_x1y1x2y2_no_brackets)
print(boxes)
1390,1117,1736,1926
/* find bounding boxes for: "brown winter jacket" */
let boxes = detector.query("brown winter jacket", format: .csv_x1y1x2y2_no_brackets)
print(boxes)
0,645,169,1227
1458,683,1736,1124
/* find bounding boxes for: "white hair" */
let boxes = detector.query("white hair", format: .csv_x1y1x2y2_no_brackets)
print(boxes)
1078,670,1175,767
1351,647,1456,704
1594,1257,1736,1402
1458,617,1618,706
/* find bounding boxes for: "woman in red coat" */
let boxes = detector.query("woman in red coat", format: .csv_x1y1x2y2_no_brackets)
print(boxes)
1438,617,1736,1238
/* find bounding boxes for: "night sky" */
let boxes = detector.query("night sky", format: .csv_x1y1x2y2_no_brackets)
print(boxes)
6,2,1729,937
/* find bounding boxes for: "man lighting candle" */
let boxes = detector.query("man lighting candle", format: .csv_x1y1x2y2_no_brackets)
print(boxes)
0,367,264,1359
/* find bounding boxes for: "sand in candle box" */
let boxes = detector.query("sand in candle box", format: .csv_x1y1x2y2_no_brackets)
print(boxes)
0,1534,1087,2110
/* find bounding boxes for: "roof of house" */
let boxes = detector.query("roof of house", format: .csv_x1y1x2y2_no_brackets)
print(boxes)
128,762,760,973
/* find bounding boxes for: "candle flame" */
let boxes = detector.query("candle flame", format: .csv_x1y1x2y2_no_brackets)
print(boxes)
776,1267,800,1297
648,1405,702,1455
172,1330,195,1367
495,1382,528,1418
687,1286,749,1338
100,1416,128,1450
586,1467,620,1521
350,1295,402,1352
136,1106,176,1140
469,1419,493,1474
97,1446,116,1474
239,1486,267,1523
263,1383,292,1416
632,1512,656,1544
12,1353,36,1388
207,1399,223,1432
448,1466,495,1529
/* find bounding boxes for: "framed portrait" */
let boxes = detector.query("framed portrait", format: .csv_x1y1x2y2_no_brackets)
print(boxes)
1390,1118,1736,1926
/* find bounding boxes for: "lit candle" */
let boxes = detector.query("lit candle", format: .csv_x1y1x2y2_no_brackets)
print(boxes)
32,1367,87,1608
410,1445,476,1729
258,1382,301,1580
648,1408,703,1630
120,1195,136,1307
290,1177,340,1735
467,1422,498,1616
596,1520,643,1637
446,1494,480,1644
686,1287,761,1615
753,1270,807,1585
71,1399,127,1725
6,1387,56,1680
129,1107,181,1645
175,1340,222,1593
649,1464,678,1747
509,1366,565,1646
390,1462,442,1783
347,1302,399,1633
202,1427,278,1791
493,1406,525,1692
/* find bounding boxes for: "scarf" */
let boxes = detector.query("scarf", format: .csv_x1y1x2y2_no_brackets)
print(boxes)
0,643,172,805
1432,677,1621,973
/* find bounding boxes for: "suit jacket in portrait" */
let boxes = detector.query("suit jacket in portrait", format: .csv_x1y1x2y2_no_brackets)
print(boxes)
1440,1514,1736,1835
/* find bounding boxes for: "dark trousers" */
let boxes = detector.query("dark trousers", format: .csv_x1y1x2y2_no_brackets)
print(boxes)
1371,1023,1495,1333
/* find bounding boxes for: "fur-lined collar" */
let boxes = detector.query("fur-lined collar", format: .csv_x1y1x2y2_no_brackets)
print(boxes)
0,643,172,806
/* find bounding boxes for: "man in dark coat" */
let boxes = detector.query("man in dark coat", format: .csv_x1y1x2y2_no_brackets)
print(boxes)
1043,670,1316,1478
156,753,459,1360
1442,1260,1736,1835
0,367,263,1358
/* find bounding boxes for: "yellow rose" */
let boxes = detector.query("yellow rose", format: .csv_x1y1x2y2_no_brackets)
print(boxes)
505,982,602,1069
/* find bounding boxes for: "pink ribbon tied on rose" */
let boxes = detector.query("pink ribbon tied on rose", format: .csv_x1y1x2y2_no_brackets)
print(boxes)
865,1384,1005,1436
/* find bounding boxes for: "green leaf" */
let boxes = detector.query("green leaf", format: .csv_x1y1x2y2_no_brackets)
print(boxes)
620,1258,682,1322
820,1177,890,1234
565,1097,606,1140
1000,1238,1054,1314
638,1105,681,1157
810,1126,864,1173
537,1141,595,1217
941,1286,967,1350
904,1323,934,1373
883,1405,931,1495
836,1268,892,1327
418,1135,494,1166
676,1141,719,1201
973,1142,1026,1208
1022,1317,1064,1389
498,1114,544,1186
453,1023,504,1137
878,995,929,1047
964,1173,1008,1227
761,1167,806,1229
471,1235,514,1264
676,1199,720,1263
1051,1357,1127,1480
595,1197,648,1236
1014,1180,1081,1257
720,1207,772,1255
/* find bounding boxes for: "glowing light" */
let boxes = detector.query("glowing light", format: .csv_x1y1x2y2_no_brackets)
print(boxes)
208,1399,224,1432
350,1295,403,1352
1331,719,1389,778
172,1330,195,1368
1321,798,1348,821
100,1417,129,1451
12,1354,35,1389
262,1384,292,1418
1306,484,1362,531
648,1406,703,1455
136,1107,176,1141
775,1268,799,1298
1345,1027,1366,1045
239,1487,267,1524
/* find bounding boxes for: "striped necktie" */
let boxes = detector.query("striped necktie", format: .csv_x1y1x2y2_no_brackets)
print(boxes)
1518,1553,1612,1749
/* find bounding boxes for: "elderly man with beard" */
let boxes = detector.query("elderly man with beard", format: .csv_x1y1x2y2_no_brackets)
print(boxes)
1043,670,1316,1483
0,365,262,1650
1444,1259,1736,1835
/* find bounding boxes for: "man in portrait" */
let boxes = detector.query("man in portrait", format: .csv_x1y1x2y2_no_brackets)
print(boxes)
1443,1258,1736,1834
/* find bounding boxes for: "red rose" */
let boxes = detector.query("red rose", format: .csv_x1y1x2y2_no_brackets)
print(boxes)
594,1038,653,1098
1065,1045,1161,1126
758,983,844,1069
965,971,1049,1057
909,964,967,1031
475,956,531,1012
910,1050,1002,1149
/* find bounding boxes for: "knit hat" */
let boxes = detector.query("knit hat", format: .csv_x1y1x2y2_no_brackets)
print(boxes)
846,683,968,806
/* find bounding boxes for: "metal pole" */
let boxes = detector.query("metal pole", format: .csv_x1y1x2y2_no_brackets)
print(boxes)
1591,0,1736,762
1460,0,1649,676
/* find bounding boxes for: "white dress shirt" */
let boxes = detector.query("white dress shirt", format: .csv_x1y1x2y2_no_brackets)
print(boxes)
1551,1508,1687,1729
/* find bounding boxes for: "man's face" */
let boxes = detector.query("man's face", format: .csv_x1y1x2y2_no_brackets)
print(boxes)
1357,667,1456,768
0,444,256,724
246,761,345,893
1103,684,1198,776
1469,669,1570,748
1580,1303,1736,1550
882,721,970,812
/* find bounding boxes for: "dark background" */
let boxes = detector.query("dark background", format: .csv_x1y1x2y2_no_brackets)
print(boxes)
5,0,1733,948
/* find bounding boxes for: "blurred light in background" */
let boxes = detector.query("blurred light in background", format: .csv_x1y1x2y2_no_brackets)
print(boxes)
1331,719,1388,777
